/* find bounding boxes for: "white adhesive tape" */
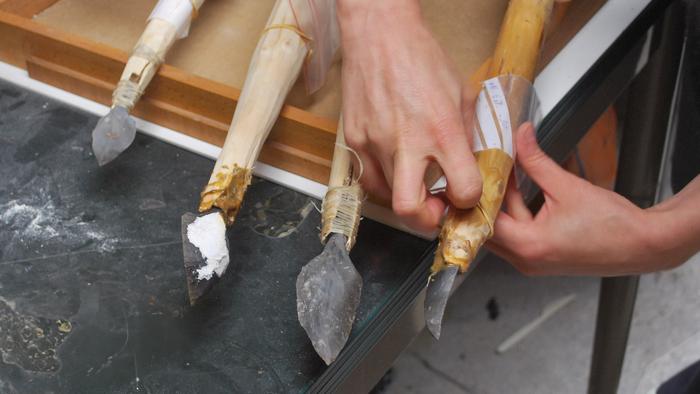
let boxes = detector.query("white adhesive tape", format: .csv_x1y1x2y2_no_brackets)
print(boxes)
149,0,194,39
473,76,514,158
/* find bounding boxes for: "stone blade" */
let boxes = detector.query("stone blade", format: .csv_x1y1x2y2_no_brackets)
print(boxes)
424,265,459,340
296,234,362,365
91,106,136,166
181,212,221,306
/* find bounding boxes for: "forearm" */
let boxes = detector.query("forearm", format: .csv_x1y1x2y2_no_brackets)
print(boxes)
646,175,700,268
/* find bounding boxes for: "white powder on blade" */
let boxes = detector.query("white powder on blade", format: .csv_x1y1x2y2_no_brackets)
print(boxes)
186,212,229,281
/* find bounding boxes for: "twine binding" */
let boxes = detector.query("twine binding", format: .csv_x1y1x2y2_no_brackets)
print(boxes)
112,44,164,110
112,80,142,111
321,184,363,251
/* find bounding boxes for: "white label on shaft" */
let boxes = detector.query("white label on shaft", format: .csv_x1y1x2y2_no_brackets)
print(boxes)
149,0,195,39
472,77,514,158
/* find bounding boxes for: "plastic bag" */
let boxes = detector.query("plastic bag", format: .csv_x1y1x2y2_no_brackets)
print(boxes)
289,0,340,94
471,74,542,199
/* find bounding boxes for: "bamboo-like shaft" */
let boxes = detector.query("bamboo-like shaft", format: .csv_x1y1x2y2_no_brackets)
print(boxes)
199,0,309,225
433,0,553,273
321,117,364,250
115,19,176,108
114,0,205,110
112,0,204,110
488,0,552,80
328,117,353,188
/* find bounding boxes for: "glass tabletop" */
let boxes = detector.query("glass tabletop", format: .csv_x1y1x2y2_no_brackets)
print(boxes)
0,79,430,393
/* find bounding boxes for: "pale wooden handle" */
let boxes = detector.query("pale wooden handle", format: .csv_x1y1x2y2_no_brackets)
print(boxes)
199,0,309,223
322,115,363,250
328,116,353,188
488,0,553,80
212,0,307,171
115,19,178,109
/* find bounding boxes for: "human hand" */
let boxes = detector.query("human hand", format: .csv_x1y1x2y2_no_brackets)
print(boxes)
487,123,677,276
337,0,481,232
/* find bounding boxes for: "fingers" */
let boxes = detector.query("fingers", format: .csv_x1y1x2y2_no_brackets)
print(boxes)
416,194,448,232
488,211,546,274
515,123,572,193
432,113,482,209
461,81,479,123
490,211,526,247
437,152,482,209
427,82,481,209
376,151,395,190
440,158,482,209
436,124,482,208
487,213,527,264
341,108,394,204
392,152,428,214
504,176,532,221
392,153,444,231
356,150,392,204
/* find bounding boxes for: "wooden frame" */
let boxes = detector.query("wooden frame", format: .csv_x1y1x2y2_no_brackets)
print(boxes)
0,0,605,186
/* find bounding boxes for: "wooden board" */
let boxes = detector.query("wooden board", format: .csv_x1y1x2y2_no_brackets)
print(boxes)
0,0,59,18
32,0,511,121
0,0,606,186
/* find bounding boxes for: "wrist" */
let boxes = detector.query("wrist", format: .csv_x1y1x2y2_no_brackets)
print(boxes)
640,206,688,270
645,176,700,269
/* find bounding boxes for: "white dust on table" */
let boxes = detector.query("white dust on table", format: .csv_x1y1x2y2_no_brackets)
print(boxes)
186,212,229,281
1,200,60,240
85,230,118,253
1,196,116,253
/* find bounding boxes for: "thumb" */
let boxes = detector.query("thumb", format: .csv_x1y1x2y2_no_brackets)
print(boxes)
515,123,569,193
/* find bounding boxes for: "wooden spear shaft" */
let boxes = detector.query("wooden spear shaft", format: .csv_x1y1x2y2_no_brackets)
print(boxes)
199,0,309,225
115,0,205,110
321,116,363,250
433,0,554,273
328,118,353,192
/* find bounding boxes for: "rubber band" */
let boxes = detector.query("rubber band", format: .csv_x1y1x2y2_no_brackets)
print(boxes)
262,23,312,43
261,23,314,65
